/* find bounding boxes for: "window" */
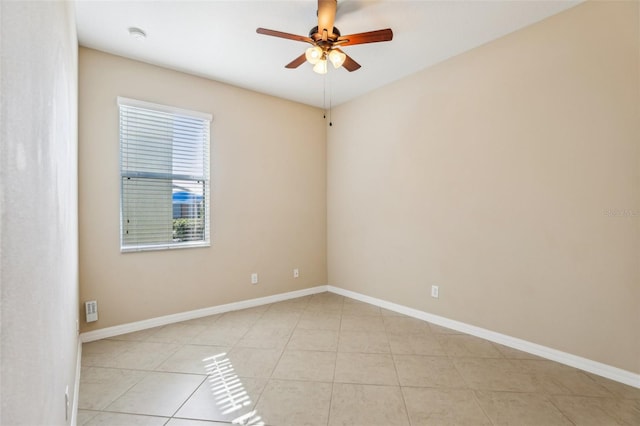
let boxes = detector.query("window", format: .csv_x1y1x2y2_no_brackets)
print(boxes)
118,97,211,252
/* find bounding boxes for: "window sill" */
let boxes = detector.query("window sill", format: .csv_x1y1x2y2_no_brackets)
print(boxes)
120,241,210,253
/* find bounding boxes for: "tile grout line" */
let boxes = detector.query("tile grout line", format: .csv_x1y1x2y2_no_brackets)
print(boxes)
327,294,346,426
544,394,580,426
388,337,412,426
168,374,208,420
88,366,150,414
248,297,312,422
442,336,498,426
470,389,498,426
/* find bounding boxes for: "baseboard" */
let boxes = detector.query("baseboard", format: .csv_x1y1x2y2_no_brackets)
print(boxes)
80,285,328,343
77,283,638,389
327,285,640,389
71,339,82,426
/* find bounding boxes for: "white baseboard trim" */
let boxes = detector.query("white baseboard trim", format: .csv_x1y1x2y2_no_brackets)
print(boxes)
71,339,82,426
80,285,328,343
77,283,638,389
327,285,640,389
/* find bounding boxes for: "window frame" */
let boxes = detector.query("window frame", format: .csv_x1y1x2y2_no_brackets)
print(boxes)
117,96,212,253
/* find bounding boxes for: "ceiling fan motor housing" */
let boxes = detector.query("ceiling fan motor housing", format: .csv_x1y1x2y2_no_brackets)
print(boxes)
309,25,341,40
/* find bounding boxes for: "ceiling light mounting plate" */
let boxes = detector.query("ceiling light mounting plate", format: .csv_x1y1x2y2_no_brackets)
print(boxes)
128,27,146,40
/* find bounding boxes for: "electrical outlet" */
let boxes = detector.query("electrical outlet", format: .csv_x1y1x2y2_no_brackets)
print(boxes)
251,273,258,284
85,300,98,322
431,285,439,299
293,268,299,278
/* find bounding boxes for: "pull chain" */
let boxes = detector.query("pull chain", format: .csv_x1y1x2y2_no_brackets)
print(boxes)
323,74,327,120
328,71,332,127
322,72,332,127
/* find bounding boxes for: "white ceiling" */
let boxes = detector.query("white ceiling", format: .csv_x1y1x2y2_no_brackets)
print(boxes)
75,0,581,108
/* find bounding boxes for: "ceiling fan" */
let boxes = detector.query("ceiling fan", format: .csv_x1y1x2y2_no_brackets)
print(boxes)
256,0,393,74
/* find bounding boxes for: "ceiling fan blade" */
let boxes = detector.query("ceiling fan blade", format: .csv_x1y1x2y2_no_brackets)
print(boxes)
337,28,393,46
317,0,337,37
256,28,314,44
285,53,307,69
340,51,361,72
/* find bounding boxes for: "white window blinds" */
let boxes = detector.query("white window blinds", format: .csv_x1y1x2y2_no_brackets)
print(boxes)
118,97,212,252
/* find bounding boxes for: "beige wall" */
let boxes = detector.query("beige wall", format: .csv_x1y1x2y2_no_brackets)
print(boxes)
79,48,327,331
328,1,639,373
1,1,79,424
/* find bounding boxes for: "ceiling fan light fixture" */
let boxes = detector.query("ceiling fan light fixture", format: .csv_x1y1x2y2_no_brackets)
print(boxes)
328,49,346,69
305,46,323,65
313,59,328,74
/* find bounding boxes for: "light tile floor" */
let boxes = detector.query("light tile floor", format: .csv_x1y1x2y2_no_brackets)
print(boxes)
78,292,640,426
